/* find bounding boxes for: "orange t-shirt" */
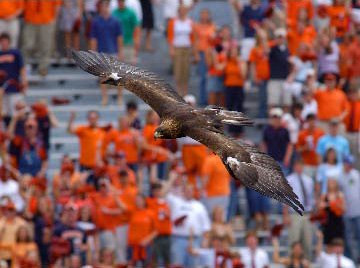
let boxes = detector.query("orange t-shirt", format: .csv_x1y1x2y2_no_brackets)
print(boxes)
249,46,270,81
314,88,349,121
110,188,136,227
287,26,317,55
128,208,157,246
224,59,244,87
142,124,167,163
208,51,226,77
344,100,360,132
106,165,137,188
146,198,171,236
327,5,349,38
296,128,325,166
89,192,119,230
0,1,23,19
24,0,61,24
102,129,139,164
75,126,104,168
194,23,216,52
201,154,230,197
287,0,314,21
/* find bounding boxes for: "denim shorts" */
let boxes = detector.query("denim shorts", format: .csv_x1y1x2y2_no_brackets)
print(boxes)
207,75,225,93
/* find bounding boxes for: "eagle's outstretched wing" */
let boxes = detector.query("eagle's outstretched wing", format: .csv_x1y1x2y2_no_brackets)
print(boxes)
70,50,186,116
187,128,304,215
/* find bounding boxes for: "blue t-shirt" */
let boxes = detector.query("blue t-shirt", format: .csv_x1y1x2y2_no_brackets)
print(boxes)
240,5,264,38
0,49,23,93
263,125,290,161
316,135,350,163
90,15,123,53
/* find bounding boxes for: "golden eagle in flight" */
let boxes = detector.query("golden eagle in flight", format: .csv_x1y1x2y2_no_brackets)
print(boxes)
71,50,304,215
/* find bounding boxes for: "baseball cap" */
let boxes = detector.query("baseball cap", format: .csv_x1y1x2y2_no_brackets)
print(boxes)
269,107,283,118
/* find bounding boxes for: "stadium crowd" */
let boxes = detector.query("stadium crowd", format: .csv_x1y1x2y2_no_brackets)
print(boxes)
0,0,360,267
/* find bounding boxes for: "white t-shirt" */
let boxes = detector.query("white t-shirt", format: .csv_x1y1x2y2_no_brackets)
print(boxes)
301,100,318,120
317,252,356,268
238,247,269,268
173,18,193,48
0,179,24,212
166,193,211,236
282,113,301,144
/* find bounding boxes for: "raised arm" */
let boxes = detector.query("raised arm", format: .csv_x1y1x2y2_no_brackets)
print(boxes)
67,111,76,134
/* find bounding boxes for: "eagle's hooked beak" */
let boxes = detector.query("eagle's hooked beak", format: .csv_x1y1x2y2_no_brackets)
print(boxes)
154,130,162,140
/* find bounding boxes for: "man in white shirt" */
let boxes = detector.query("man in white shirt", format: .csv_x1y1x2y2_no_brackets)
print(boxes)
338,155,360,260
0,168,24,212
166,184,211,268
283,158,315,260
316,235,356,268
238,231,269,268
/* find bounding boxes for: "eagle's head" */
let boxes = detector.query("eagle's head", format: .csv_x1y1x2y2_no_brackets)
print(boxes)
154,119,183,139
154,127,168,139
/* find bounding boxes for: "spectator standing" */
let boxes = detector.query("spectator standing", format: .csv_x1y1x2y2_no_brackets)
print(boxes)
126,101,142,130
272,237,310,268
67,111,104,172
283,158,315,260
90,0,124,106
319,178,345,245
167,5,195,96
140,0,155,52
113,0,140,65
53,205,88,264
0,1,23,48
166,184,211,268
232,0,264,61
316,119,350,164
313,73,349,132
102,116,141,172
338,155,360,260
344,90,360,162
201,153,231,218
316,147,343,195
0,202,26,267
224,45,247,134
249,29,270,118
268,28,291,109
238,231,270,268
206,206,235,247
22,0,61,76
0,166,24,212
317,33,340,79
262,108,293,174
0,33,28,121
128,194,158,267
146,183,172,267
296,114,325,179
9,119,48,177
347,30,360,90
316,232,356,268
194,9,216,106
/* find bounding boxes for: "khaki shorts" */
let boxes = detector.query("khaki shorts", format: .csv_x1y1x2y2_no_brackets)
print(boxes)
267,79,292,107
173,47,192,85
123,45,135,64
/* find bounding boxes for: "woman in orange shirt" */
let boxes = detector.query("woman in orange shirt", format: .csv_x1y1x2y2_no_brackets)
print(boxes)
249,29,270,118
224,45,247,134
140,110,172,181
128,194,158,267
194,9,216,106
